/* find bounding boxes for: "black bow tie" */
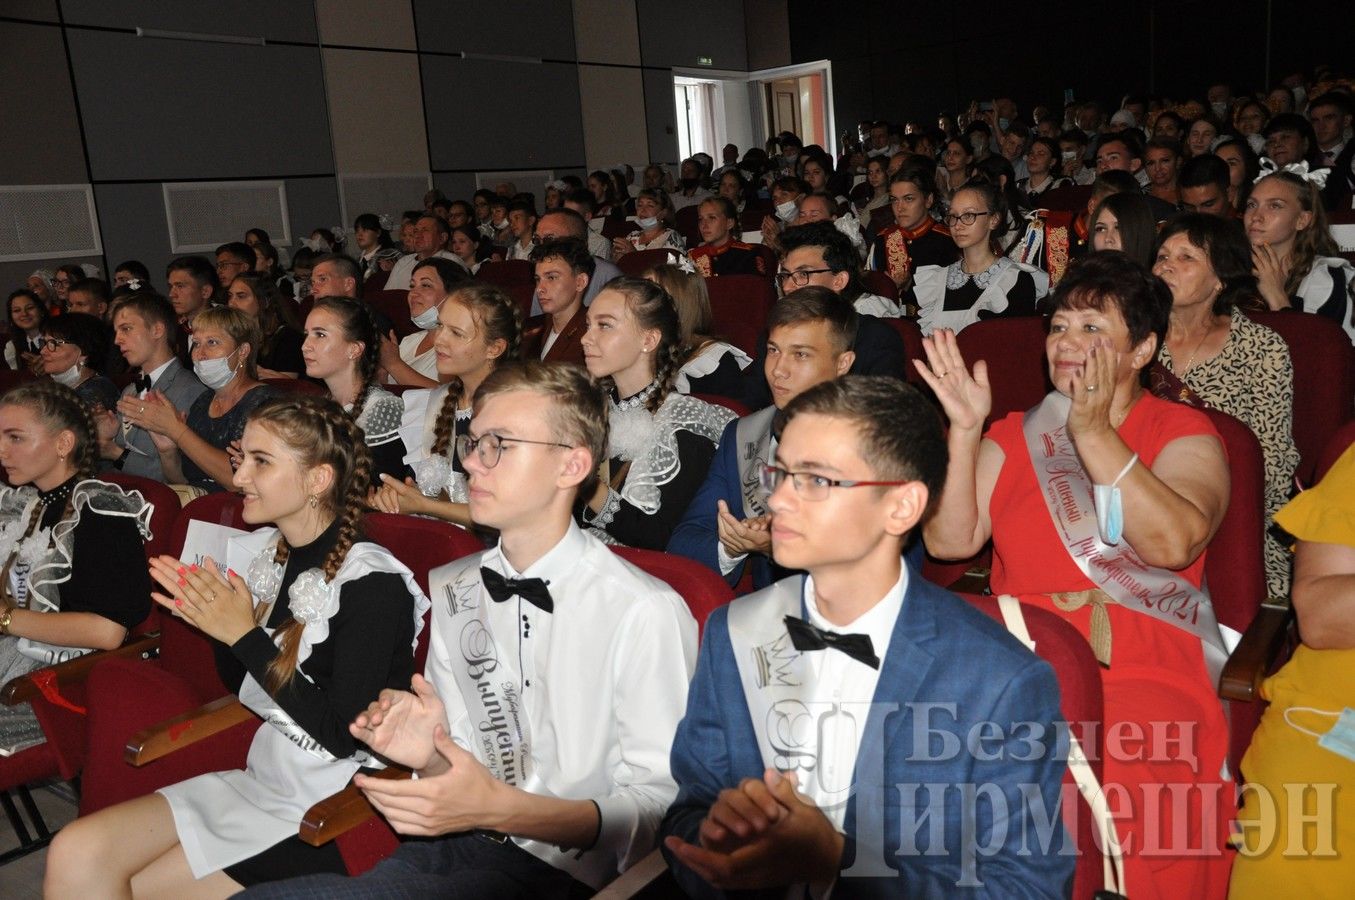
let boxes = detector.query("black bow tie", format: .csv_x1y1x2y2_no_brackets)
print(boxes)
133,373,152,393
481,567,553,613
783,615,879,670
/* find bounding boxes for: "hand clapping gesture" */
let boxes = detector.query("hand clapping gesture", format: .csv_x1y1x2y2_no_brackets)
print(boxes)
349,673,447,772
912,328,991,434
148,555,256,646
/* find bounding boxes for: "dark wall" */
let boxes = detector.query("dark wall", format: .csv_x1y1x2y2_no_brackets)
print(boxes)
789,0,1351,131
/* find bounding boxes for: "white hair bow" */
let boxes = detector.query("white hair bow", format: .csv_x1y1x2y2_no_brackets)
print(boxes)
378,213,394,232
1255,157,1330,189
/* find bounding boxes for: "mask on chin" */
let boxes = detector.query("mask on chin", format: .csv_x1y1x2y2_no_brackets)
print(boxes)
775,200,798,223
411,304,441,330
635,216,659,230
51,362,83,388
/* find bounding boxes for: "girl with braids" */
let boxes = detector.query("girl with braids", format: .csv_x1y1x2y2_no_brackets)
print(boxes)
0,382,152,752
300,296,407,481
910,178,1049,335
374,283,521,526
578,277,735,549
1247,166,1355,343
48,395,429,896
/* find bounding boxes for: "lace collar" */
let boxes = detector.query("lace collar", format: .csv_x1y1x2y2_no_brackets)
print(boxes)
946,255,1012,291
613,379,660,412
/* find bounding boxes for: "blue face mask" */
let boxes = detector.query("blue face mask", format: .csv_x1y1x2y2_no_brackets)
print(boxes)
1285,707,1355,763
1093,453,1138,545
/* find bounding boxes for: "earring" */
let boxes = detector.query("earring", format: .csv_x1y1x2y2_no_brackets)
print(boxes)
308,495,318,509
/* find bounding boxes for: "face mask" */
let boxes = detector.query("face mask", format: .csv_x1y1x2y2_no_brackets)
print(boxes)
411,303,441,330
775,200,798,222
1062,150,1078,162
194,348,242,391
51,362,83,387
998,117,1011,131
1292,86,1307,107
635,215,659,230
1092,453,1138,545
1210,101,1228,118
1284,707,1355,762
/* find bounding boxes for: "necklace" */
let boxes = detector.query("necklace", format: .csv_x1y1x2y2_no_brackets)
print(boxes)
37,479,75,510
1173,318,1218,374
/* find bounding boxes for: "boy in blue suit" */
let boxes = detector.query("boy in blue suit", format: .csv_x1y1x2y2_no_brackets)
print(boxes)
667,287,855,590
661,376,1072,897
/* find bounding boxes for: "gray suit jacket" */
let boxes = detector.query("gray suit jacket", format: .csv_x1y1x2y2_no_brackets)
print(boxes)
119,358,208,482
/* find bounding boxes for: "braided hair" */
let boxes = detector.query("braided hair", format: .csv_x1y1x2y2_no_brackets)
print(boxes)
310,296,381,423
244,394,373,692
429,284,523,458
0,382,100,601
596,277,683,414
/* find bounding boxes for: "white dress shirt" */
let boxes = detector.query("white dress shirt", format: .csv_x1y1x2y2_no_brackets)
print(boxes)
385,250,458,293
796,566,906,829
425,522,698,888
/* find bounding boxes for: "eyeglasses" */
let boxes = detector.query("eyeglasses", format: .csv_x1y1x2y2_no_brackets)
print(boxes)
455,432,573,469
942,210,992,227
774,268,833,287
759,464,911,501
36,337,70,350
51,278,71,286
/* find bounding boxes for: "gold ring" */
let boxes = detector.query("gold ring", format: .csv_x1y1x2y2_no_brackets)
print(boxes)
139,405,146,413
935,370,947,378
1085,385,1098,392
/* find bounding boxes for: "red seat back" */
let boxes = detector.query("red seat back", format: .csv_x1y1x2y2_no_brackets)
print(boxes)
263,377,325,396
363,513,484,671
610,547,733,638
960,594,1106,900
368,290,415,339
600,216,634,241
861,269,900,303
674,204,701,248
616,248,682,277
880,318,925,386
1316,419,1355,481
476,260,536,320
955,316,1052,425
1038,184,1094,213
706,274,776,337
1246,311,1355,486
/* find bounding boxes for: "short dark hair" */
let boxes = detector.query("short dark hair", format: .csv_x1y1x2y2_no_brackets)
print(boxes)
1058,128,1089,148
215,241,255,267
508,199,538,218
537,207,588,240
1050,251,1171,357
1093,169,1141,198
449,199,474,220
68,277,110,306
766,285,858,355
166,255,219,291
113,259,150,283
1309,91,1354,118
411,256,474,290
530,238,596,280
1179,153,1230,192
564,189,596,215
43,312,111,372
779,221,858,276
781,375,948,508
888,162,937,196
1098,130,1144,161
312,253,361,284
1157,213,1261,315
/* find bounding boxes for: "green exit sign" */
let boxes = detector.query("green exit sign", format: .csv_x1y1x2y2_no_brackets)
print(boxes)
696,56,713,66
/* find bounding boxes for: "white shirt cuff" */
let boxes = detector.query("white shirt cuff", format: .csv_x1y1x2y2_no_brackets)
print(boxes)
717,542,747,576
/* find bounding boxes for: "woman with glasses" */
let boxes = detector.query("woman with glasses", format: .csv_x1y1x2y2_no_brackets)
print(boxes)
919,252,1235,899
378,257,471,388
577,278,734,550
38,314,119,414
372,283,521,527
5,289,49,373
867,165,959,293
50,265,85,315
911,180,1048,335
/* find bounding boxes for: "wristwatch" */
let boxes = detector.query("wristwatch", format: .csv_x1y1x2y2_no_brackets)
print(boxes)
0,607,13,635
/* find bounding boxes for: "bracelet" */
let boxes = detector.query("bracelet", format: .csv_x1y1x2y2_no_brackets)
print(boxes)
0,607,13,636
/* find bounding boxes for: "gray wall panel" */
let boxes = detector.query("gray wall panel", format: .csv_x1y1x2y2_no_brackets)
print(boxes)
6,0,59,21
60,0,318,43
91,183,177,292
642,68,678,166
636,0,747,70
413,1,576,59
422,57,584,170
0,23,89,184
284,177,343,251
67,31,332,181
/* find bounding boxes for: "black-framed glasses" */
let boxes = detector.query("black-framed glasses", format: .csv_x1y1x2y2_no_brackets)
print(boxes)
455,432,573,469
942,210,992,227
774,268,833,287
36,337,70,350
759,464,911,502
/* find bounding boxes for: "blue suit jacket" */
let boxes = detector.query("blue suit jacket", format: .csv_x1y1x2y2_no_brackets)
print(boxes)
660,573,1073,899
668,415,775,591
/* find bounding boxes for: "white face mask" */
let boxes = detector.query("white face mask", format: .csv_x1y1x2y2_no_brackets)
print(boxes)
635,215,659,230
194,348,242,390
51,362,83,387
775,200,798,222
1210,101,1228,118
411,303,441,330
1062,150,1078,162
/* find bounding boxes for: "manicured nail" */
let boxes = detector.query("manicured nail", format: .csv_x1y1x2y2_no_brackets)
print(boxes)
175,599,183,608
189,564,198,572
176,566,186,575
177,577,186,586
227,568,237,579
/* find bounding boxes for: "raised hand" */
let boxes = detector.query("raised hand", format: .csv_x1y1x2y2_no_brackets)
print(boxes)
912,329,991,433
349,673,447,770
1066,337,1118,439
1251,242,1291,310
149,555,256,646
716,500,771,557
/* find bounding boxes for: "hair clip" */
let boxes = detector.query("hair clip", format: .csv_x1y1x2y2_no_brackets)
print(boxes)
1255,157,1330,188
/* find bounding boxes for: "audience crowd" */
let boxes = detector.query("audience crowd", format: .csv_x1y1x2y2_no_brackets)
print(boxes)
1,67,1353,898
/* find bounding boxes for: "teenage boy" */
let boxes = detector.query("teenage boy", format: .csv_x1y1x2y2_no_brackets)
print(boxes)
521,239,594,364
662,376,1071,897
249,362,697,898
669,286,854,590
166,255,218,364
100,293,207,482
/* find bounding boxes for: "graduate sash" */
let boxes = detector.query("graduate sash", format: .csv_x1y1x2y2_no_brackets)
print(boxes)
734,406,778,520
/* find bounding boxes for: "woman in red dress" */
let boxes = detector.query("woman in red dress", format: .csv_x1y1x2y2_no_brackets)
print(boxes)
918,252,1235,900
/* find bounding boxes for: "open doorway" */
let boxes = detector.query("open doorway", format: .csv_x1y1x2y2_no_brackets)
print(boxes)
674,76,724,162
764,71,827,150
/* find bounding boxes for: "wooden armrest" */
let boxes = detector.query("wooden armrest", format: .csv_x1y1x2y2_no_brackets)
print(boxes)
593,848,672,899
1220,603,1294,702
124,696,256,766
298,766,410,847
948,566,992,595
1,632,160,706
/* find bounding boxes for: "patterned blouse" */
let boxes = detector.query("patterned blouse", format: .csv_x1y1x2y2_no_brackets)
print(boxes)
1159,309,1301,596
